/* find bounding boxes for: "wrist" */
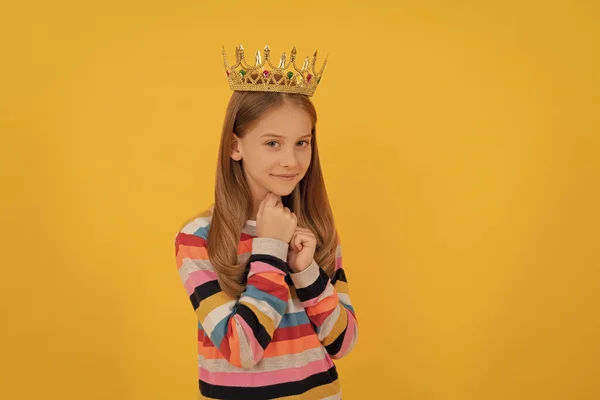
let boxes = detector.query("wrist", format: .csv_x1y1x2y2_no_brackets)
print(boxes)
289,259,319,285
289,261,309,273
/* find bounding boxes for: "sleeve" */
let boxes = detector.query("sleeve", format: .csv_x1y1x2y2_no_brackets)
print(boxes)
175,234,291,369
288,233,358,359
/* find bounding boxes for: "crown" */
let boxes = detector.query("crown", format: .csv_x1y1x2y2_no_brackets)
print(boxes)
221,44,328,97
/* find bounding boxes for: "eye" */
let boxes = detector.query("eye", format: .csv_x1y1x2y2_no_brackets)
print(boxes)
266,141,279,148
298,140,310,147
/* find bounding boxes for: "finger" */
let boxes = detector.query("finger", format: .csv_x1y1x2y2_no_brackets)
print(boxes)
265,192,278,208
294,232,305,251
297,232,316,248
294,227,315,237
294,231,306,252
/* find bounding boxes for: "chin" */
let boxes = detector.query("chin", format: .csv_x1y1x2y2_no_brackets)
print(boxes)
263,181,297,197
267,186,295,197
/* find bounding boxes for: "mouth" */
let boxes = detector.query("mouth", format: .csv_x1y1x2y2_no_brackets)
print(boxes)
271,174,298,181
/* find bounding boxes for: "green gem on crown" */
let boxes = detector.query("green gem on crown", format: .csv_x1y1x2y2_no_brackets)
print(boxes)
239,70,246,76
287,71,294,80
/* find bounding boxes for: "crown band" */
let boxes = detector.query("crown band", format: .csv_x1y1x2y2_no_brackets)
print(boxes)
222,44,328,97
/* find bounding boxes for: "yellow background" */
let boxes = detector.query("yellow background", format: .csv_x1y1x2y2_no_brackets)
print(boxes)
1,1,598,399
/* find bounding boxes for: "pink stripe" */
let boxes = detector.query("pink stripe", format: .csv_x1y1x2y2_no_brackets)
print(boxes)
199,357,334,387
334,310,357,358
300,291,329,308
248,261,285,277
235,315,264,364
184,269,218,295
335,256,343,271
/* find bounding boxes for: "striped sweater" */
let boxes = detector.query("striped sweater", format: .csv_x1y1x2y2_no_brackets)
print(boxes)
174,215,358,399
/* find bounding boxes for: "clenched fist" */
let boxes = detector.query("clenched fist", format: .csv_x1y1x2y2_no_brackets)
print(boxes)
287,227,317,273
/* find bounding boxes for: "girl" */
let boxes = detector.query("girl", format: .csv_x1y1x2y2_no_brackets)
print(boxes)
174,45,358,399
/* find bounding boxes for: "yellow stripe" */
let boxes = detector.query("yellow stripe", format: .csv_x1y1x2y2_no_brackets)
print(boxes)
322,305,348,346
333,280,349,295
240,299,275,336
195,291,233,322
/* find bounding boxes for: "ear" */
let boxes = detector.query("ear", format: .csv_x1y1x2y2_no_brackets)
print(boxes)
230,132,242,161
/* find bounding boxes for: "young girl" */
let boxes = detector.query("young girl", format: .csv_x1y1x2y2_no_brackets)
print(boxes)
174,44,358,399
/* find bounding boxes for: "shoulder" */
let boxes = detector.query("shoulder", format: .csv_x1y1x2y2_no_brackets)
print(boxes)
174,205,214,247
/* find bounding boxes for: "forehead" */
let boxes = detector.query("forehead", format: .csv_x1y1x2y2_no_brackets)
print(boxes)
249,103,312,138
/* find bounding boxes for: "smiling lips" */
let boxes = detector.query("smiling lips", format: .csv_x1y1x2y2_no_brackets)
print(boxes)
271,174,297,181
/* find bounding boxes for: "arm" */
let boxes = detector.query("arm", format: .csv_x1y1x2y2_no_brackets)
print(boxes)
289,234,358,359
175,233,290,369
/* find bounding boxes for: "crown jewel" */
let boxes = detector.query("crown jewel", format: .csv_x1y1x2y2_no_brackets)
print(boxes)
222,44,328,97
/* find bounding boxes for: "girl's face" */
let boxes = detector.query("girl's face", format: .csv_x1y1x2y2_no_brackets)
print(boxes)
231,101,313,202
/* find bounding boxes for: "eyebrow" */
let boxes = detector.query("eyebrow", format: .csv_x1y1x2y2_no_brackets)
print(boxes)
261,133,312,139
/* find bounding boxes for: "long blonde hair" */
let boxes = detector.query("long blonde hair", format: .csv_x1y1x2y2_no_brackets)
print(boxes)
207,91,337,299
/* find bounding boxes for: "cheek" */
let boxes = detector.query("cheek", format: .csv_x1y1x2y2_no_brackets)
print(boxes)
244,153,274,173
301,152,312,169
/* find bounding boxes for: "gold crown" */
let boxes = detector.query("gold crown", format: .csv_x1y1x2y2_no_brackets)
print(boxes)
221,44,328,97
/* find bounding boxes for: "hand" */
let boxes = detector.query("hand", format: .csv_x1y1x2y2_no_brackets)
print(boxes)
287,227,317,273
256,192,298,244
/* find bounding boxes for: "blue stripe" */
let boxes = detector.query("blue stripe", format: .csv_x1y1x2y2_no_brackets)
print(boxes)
197,320,204,331
209,314,231,349
244,285,288,315
341,302,355,315
193,224,210,239
279,311,310,328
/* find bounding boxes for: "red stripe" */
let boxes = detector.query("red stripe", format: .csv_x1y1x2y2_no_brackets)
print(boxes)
309,308,336,327
177,232,255,255
218,324,233,361
247,274,289,303
200,324,315,345
240,232,255,242
198,330,214,347
272,324,315,342
175,232,207,253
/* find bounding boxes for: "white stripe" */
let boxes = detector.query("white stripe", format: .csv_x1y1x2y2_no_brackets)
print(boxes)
338,293,352,307
286,296,305,313
251,237,289,260
323,392,342,400
178,257,214,283
202,299,236,337
289,260,320,288
318,304,341,341
235,321,255,368
180,217,210,234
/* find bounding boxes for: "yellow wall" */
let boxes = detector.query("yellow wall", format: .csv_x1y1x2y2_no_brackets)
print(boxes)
1,1,598,399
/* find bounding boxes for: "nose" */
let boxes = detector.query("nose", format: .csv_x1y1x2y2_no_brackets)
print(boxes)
279,146,298,168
